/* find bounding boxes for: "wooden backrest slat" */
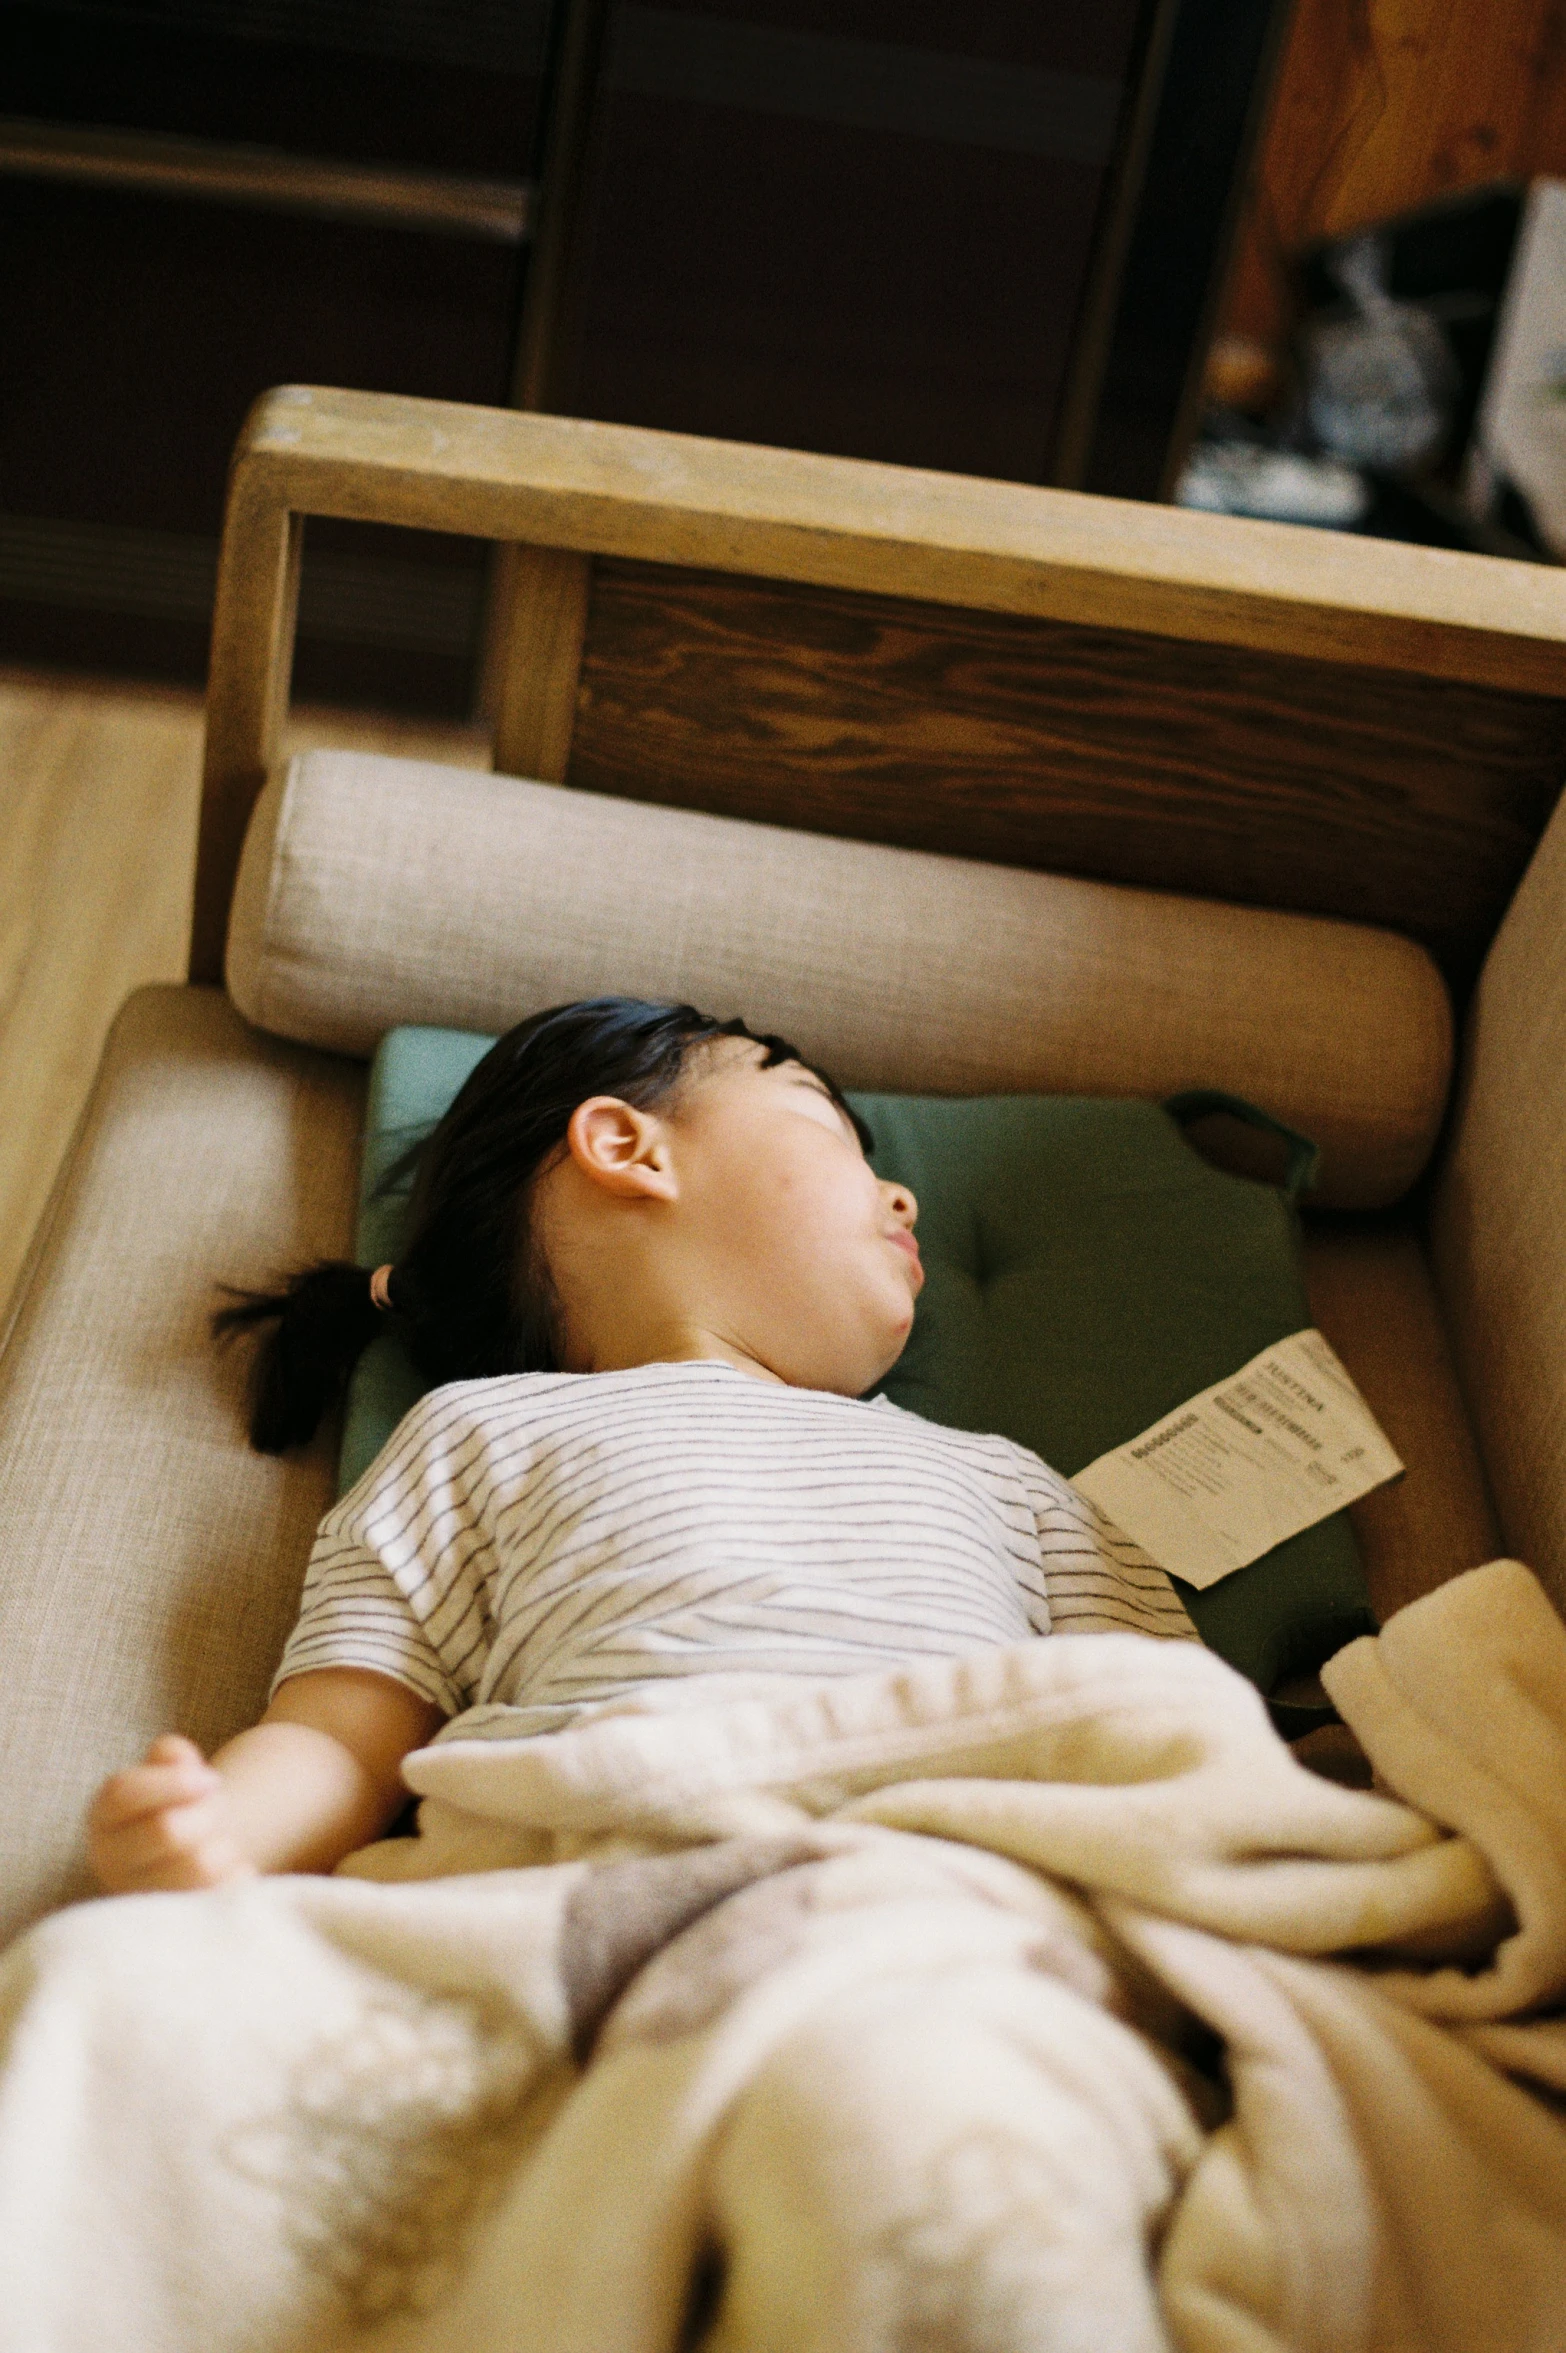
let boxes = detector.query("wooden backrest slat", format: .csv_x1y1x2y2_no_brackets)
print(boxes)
193,385,1566,986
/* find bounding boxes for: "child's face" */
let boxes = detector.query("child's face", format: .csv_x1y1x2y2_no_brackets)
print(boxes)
666,1042,921,1393
538,1038,922,1395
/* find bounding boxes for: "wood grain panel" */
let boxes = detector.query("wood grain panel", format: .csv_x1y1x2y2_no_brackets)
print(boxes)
568,559,1566,981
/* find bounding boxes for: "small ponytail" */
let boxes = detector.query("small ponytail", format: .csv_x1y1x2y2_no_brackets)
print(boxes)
213,1261,387,1453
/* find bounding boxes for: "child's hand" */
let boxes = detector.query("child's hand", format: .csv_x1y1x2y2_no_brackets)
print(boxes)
87,1734,258,1895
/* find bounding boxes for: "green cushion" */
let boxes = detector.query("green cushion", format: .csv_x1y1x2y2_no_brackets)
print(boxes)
344,1026,495,1498
343,1026,1375,1698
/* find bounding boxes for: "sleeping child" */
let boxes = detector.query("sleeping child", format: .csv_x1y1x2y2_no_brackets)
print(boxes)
87,995,1198,1895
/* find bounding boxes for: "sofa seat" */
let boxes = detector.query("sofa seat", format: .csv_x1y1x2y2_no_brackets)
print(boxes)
0,982,1499,1949
1303,1226,1500,1622
0,986,361,1944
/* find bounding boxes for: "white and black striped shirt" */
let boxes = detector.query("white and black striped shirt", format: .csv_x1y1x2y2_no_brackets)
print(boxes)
275,1360,1198,1739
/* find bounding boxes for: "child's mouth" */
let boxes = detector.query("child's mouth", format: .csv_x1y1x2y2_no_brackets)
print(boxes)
888,1231,923,1286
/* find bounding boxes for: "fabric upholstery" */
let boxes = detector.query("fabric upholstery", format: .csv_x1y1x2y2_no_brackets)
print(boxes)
0,987,363,1946
226,751,1454,1210
1431,783,1566,1614
1303,1223,1501,1624
0,991,1500,1949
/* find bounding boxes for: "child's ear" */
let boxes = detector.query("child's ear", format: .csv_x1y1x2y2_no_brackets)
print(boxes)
565,1098,678,1200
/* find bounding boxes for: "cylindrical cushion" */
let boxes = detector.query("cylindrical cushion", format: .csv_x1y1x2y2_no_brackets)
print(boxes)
227,750,1453,1209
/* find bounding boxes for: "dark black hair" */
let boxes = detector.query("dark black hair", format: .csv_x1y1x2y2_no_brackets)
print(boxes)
214,995,870,1454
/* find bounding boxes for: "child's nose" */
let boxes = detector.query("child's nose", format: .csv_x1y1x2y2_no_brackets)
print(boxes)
882,1180,917,1225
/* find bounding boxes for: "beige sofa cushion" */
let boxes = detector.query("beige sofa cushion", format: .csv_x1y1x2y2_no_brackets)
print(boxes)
1432,784,1566,1614
226,751,1453,1210
1303,1223,1501,1624
0,987,363,1947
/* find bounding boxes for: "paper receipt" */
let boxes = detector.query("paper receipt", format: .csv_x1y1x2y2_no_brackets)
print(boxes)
1072,1327,1402,1591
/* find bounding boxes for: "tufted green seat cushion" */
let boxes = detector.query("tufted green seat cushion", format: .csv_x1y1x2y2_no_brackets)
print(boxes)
343,1026,1375,1700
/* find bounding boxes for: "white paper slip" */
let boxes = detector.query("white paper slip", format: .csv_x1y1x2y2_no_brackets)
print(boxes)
1072,1327,1402,1592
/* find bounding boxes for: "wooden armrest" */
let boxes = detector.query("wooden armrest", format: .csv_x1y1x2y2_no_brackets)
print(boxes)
196,382,1566,984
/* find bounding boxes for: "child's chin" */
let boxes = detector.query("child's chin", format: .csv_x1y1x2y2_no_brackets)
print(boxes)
876,1320,916,1373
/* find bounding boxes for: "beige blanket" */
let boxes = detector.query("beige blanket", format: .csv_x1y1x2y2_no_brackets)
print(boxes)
1,1559,1564,2352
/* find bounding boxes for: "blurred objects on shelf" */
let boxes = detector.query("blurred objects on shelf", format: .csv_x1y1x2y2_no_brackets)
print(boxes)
1201,334,1285,417
1465,179,1566,561
1298,184,1524,487
1178,180,1560,559
1177,433,1367,527
1302,234,1458,471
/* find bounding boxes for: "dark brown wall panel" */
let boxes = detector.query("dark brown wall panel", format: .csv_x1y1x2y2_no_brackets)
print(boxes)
568,557,1566,981
538,0,1150,481
1,2,544,708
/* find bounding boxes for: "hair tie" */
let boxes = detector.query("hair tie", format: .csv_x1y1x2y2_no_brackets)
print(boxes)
368,1264,396,1313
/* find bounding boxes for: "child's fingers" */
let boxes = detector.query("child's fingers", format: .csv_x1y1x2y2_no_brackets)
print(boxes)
100,1795,218,1875
88,1750,219,1834
89,1762,215,1834
86,1736,254,1896
144,1733,207,1770
91,1792,253,1893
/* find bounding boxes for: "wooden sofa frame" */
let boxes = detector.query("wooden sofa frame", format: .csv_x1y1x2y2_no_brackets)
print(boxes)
192,384,1566,996
4,384,1562,1950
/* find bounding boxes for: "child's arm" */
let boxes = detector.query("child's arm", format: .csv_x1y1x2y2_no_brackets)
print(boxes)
87,1669,445,1894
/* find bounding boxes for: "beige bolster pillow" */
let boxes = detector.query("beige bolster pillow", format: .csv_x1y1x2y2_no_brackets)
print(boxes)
227,750,1452,1209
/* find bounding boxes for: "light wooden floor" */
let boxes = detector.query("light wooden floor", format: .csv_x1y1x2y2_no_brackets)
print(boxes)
0,666,490,1320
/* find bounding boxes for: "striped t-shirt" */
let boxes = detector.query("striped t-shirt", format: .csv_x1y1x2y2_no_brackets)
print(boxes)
275,1359,1199,1740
